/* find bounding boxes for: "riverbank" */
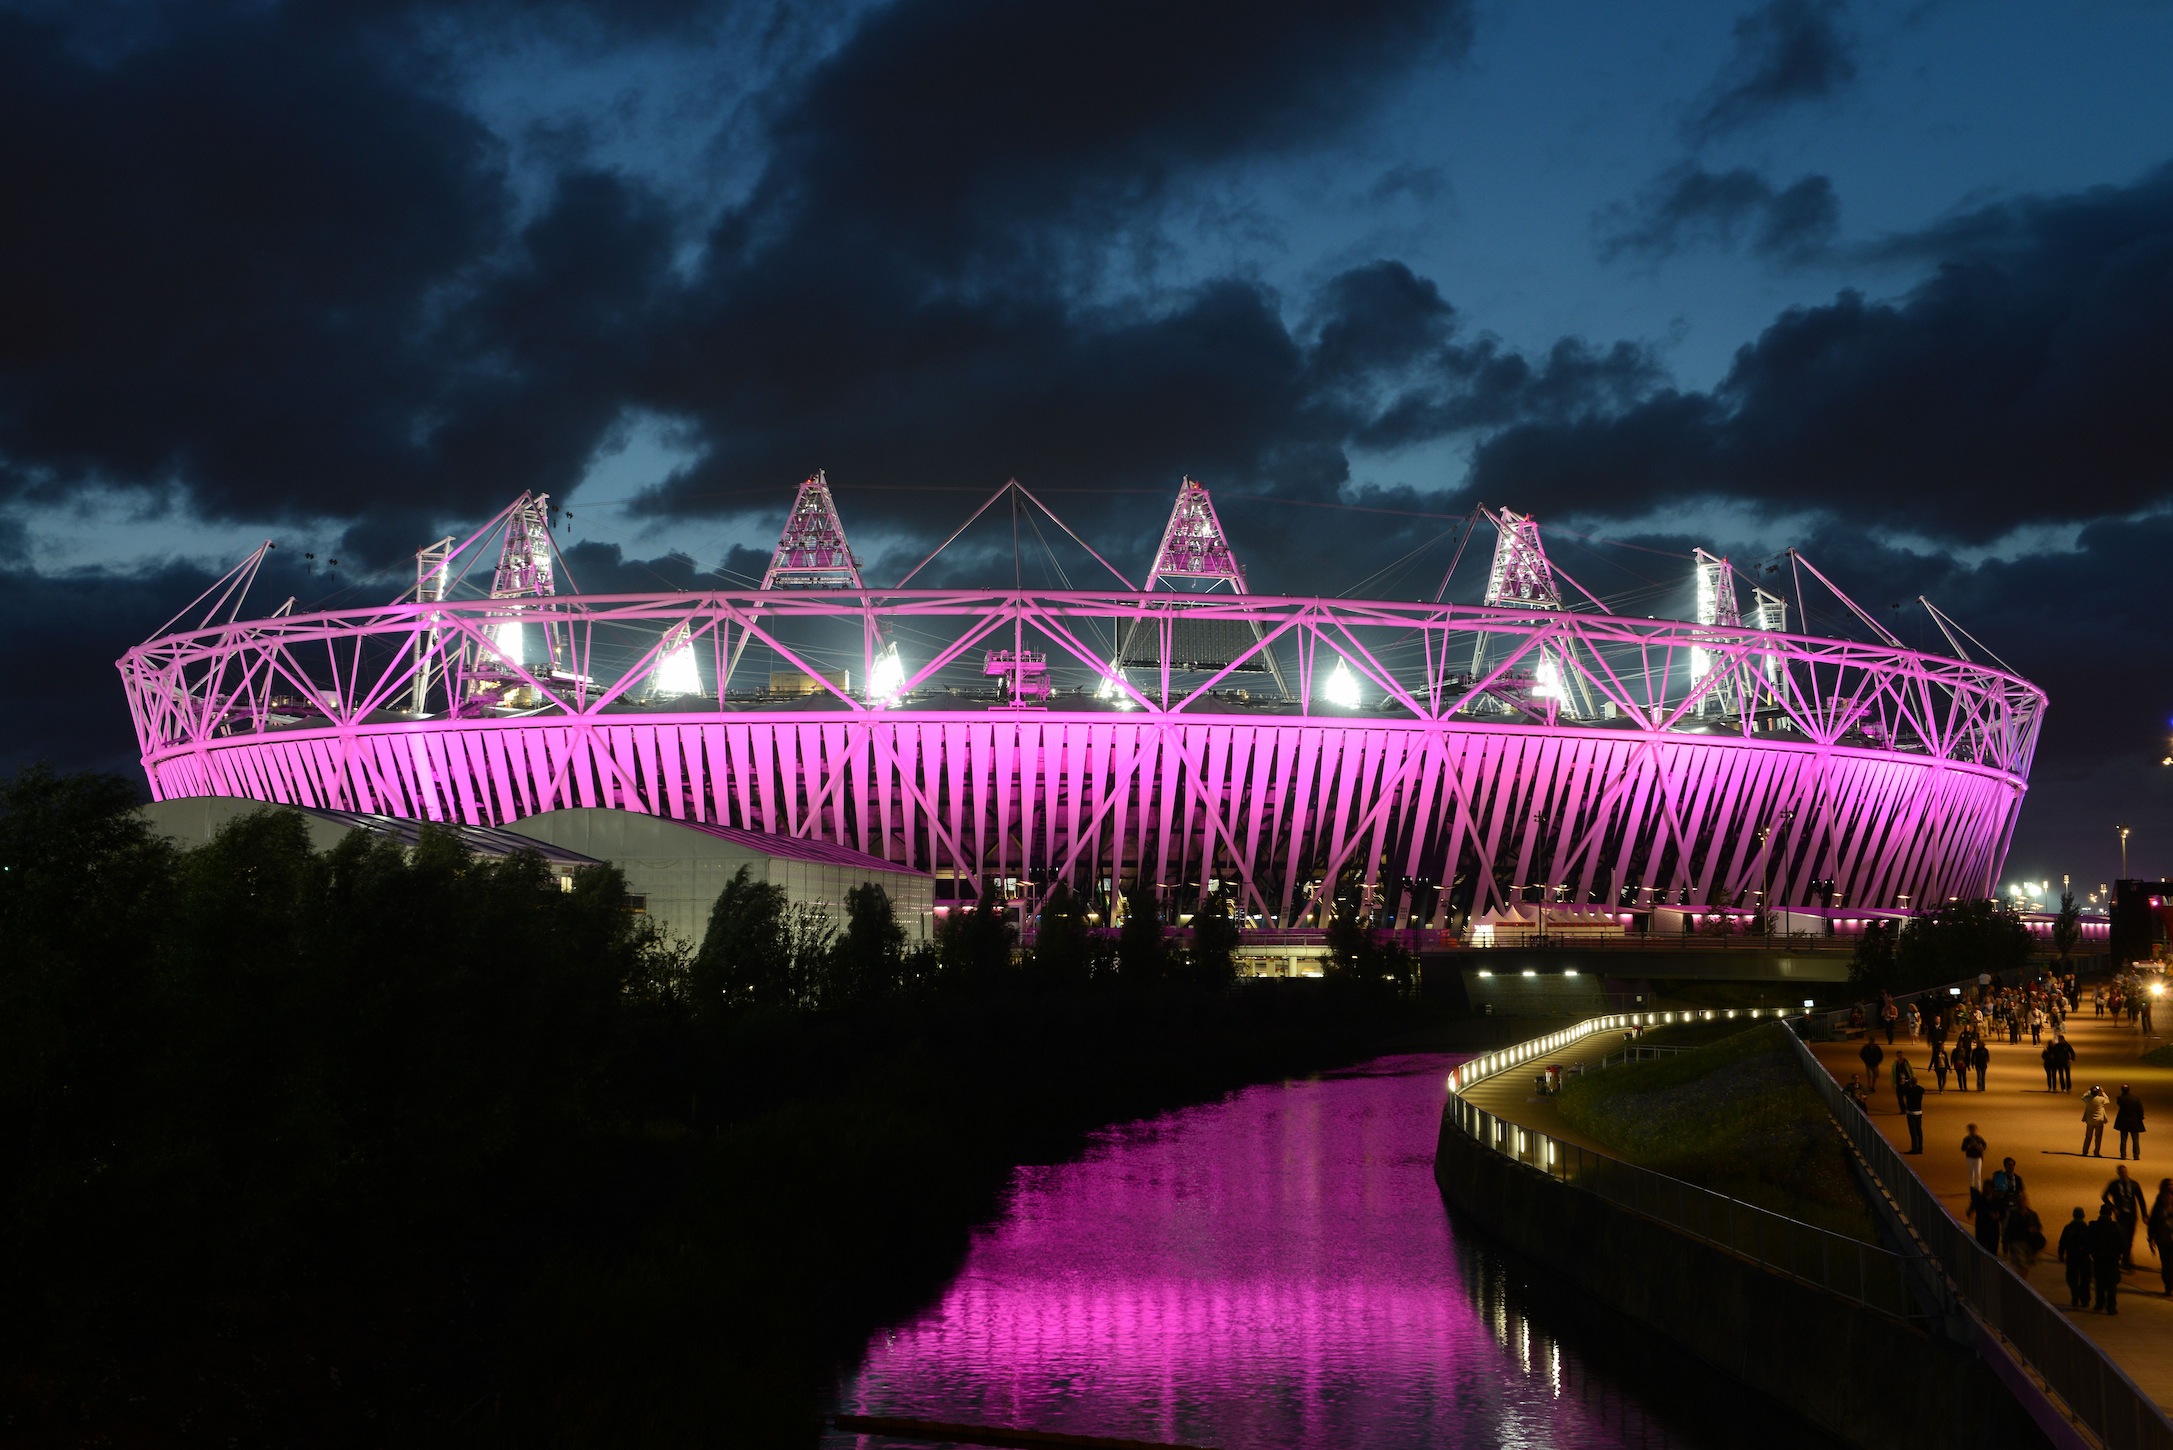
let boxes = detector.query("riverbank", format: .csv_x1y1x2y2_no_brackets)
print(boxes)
1552,1023,1880,1239
12,981,1484,1447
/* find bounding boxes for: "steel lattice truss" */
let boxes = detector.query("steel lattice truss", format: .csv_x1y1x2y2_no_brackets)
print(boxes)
119,589,2044,924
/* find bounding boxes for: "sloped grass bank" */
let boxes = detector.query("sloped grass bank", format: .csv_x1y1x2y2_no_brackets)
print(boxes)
1554,1023,1878,1241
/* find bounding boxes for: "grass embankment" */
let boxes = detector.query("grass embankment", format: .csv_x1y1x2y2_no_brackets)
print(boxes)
1554,1023,1879,1241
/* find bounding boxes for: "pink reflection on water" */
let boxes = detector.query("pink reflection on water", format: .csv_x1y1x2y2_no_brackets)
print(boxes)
833,1055,1724,1449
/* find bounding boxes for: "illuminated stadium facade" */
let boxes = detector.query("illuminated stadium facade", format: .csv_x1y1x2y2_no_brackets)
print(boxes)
118,477,2044,930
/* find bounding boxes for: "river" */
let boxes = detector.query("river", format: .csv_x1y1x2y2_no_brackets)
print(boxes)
827,1051,1840,1449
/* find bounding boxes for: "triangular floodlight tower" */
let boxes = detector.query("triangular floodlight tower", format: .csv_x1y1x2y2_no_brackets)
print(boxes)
408,535,453,713
1472,506,1592,718
1689,548,1742,717
1748,585,1789,696
761,471,863,590
1147,477,1246,592
726,472,869,698
1114,476,1290,700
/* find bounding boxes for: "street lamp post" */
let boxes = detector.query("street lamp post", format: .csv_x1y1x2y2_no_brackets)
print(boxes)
2119,824,2131,882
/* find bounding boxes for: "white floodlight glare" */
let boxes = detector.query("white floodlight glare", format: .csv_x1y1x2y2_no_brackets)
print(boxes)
493,618,524,663
1532,650,1564,702
1322,657,1361,708
868,640,906,705
651,627,703,698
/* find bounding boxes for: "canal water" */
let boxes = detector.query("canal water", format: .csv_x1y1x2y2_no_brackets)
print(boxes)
827,1052,1840,1449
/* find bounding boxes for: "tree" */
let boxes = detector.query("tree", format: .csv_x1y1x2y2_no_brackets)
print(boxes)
830,881,905,1003
1887,898,2031,992
937,876,1013,989
1116,876,1166,982
1849,918,1898,994
692,866,793,1016
1029,880,1094,988
2054,888,2083,962
1186,892,1241,989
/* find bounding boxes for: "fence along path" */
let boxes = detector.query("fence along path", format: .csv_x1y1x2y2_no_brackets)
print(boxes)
1445,1011,1926,1322
1785,1027,2173,1450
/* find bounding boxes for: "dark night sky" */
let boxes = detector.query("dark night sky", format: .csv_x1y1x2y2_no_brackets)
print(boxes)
4,0,2171,892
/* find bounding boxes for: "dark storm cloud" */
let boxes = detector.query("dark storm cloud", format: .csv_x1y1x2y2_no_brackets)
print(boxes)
0,0,1489,566
1685,0,1857,143
1475,163,2173,541
1599,167,1839,265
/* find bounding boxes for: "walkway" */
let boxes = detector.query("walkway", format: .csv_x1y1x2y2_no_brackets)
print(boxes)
1806,1007,2173,1413
1456,1024,1637,1154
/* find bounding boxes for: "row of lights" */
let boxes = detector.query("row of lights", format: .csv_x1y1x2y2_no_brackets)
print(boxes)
1449,1007,1799,1094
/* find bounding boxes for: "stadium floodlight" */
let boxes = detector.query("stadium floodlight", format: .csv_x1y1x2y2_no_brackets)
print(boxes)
493,618,524,664
1322,658,1361,708
650,624,703,699
868,640,906,705
1532,650,1564,702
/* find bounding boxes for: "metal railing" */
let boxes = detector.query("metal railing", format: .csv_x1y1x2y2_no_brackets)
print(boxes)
1599,1043,1694,1068
1783,1030,2173,1450
1444,1090,1921,1321
1447,1012,1923,1322
1445,1006,1797,1093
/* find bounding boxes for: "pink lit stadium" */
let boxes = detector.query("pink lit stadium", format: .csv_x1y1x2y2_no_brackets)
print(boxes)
117,476,2044,936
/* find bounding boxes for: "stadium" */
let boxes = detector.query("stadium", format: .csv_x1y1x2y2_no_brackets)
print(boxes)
117,476,2045,941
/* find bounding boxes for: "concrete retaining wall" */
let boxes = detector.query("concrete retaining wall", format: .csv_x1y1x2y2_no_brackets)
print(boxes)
1435,1123,2050,1449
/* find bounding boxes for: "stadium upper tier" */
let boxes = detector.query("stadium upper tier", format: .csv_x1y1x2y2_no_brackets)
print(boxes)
118,478,2044,928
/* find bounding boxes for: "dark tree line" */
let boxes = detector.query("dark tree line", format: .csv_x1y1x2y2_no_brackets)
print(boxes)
1847,897,2033,994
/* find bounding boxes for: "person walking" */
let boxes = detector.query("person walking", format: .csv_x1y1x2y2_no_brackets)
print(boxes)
2051,1032,2075,1092
2106,1165,2146,1270
1881,997,1898,1044
1962,1124,1988,1190
1906,1002,1921,1043
1951,1030,1971,1093
1859,1037,1885,1103
1902,1077,1926,1153
1971,1038,1991,1092
2040,1040,2058,1092
1932,1043,1951,1092
2083,1086,2111,1157
2060,1207,2093,1307
2006,1190,2045,1270
2030,1003,2045,1044
1972,1184,2005,1251
2091,1204,2126,1313
1891,1056,1914,1117
2150,1180,2173,1296
2117,1084,2147,1161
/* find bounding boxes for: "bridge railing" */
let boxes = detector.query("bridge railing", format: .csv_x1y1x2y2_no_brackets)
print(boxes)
1447,1011,1924,1322
1783,1029,2173,1450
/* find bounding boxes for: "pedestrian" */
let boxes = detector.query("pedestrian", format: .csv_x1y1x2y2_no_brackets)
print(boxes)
1882,997,1898,1044
2095,987,2106,1018
1971,1038,1990,1091
2091,1204,2126,1313
1972,1185,2005,1251
2007,1012,2022,1045
1902,1076,1925,1153
2030,1004,2045,1044
1929,1011,1947,1051
1842,1073,1868,1110
2084,1085,2111,1157
1859,1037,1884,1102
1907,1002,1921,1043
1951,1030,1971,1092
1932,1043,1951,1092
2051,1032,2075,1091
2006,1190,2045,1270
2151,1180,2173,1296
2106,1165,2145,1270
2040,1040,2058,1092
1891,1055,1914,1117
2117,1083,2146,1161
1962,1124,1988,1190
2059,1207,2093,1307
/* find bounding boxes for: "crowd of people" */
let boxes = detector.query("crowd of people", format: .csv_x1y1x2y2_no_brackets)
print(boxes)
1834,965,2173,1315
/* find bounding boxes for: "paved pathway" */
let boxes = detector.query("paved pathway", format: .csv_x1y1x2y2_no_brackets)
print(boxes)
1457,1025,1643,1154
1808,1007,2173,1412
